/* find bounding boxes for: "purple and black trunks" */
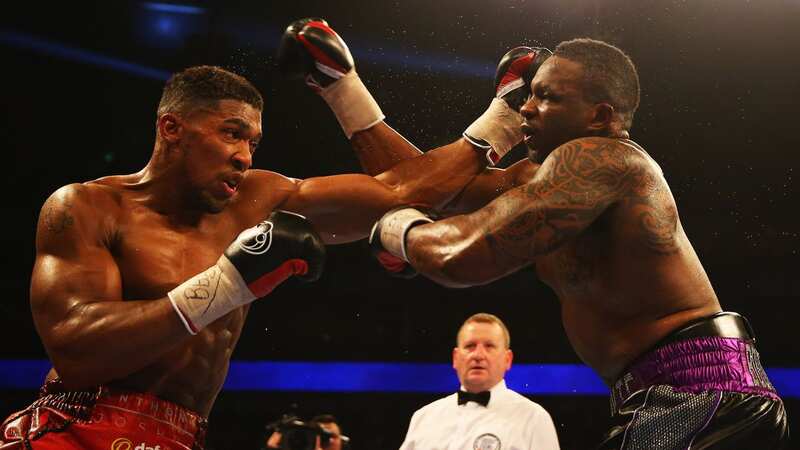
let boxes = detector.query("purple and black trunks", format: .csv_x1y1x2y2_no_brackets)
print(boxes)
599,312,789,449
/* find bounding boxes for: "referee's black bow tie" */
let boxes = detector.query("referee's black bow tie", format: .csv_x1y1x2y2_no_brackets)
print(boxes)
457,390,490,406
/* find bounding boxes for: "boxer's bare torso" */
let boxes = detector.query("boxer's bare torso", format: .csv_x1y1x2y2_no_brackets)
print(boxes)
30,97,485,418
532,139,720,382
405,137,722,384
36,169,295,416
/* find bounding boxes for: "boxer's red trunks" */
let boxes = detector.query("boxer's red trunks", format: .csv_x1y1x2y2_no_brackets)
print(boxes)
1,381,207,450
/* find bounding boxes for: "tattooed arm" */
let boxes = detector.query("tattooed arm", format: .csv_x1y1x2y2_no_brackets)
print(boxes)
30,184,190,389
403,138,647,287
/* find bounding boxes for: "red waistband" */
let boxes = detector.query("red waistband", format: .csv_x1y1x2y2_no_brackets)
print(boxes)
93,387,207,438
3,384,207,449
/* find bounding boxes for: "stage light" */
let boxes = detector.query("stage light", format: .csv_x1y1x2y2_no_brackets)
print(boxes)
135,2,207,49
0,30,170,80
142,2,205,15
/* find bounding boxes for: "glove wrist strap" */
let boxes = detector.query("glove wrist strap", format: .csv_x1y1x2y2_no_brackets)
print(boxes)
168,255,256,335
463,97,524,166
319,71,385,138
377,208,434,262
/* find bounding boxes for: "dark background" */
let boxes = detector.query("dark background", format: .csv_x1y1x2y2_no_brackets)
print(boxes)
1,1,798,448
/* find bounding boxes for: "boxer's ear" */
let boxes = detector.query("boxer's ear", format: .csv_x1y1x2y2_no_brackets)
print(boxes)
158,113,182,143
586,103,614,135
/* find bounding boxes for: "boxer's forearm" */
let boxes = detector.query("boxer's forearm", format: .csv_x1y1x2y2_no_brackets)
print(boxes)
350,122,423,175
440,159,540,216
404,217,520,288
283,140,483,244
376,138,484,210
403,185,545,286
278,20,428,176
40,298,191,389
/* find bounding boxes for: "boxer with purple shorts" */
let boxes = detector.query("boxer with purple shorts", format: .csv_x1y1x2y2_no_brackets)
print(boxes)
599,312,786,448
299,30,791,446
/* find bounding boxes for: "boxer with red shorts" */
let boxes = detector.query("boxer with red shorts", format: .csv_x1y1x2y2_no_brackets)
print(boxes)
1,57,508,448
2,380,206,449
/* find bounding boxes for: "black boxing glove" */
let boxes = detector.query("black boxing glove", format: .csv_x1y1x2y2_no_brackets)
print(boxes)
277,18,384,138
494,46,552,111
277,17,354,91
464,46,552,165
368,208,433,278
168,211,325,334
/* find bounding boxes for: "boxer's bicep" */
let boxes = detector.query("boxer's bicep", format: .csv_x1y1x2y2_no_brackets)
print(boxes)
280,174,404,244
31,185,122,350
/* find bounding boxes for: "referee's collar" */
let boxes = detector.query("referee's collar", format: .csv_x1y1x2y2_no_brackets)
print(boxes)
458,379,508,400
460,379,507,392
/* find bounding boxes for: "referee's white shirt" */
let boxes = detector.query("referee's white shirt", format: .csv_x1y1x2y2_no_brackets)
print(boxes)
398,380,559,450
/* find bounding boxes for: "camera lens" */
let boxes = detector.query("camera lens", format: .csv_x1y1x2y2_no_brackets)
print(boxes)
281,427,318,450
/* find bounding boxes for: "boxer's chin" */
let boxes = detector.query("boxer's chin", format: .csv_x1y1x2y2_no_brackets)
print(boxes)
199,191,230,214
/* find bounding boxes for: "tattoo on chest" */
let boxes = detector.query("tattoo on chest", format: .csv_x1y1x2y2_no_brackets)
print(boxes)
486,140,636,264
486,140,682,266
43,199,75,234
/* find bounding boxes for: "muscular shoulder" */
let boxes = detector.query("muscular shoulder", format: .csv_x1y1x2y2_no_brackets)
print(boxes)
238,169,299,202
40,182,120,227
537,137,656,194
546,137,649,170
220,169,301,223
38,182,121,253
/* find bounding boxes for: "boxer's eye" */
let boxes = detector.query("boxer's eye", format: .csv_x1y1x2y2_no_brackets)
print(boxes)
533,86,553,101
222,128,239,140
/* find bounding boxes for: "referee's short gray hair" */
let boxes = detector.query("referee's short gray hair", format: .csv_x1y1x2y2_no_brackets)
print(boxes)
456,313,511,349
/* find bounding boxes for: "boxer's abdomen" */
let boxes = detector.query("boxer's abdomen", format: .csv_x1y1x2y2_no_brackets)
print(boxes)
109,304,248,416
537,203,720,382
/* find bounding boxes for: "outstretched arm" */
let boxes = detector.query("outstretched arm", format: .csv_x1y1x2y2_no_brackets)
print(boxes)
278,138,483,244
440,158,540,215
373,138,646,287
278,18,548,211
350,122,423,175
351,122,541,216
277,18,421,175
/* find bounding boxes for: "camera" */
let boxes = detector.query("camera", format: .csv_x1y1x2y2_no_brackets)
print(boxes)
266,415,335,450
